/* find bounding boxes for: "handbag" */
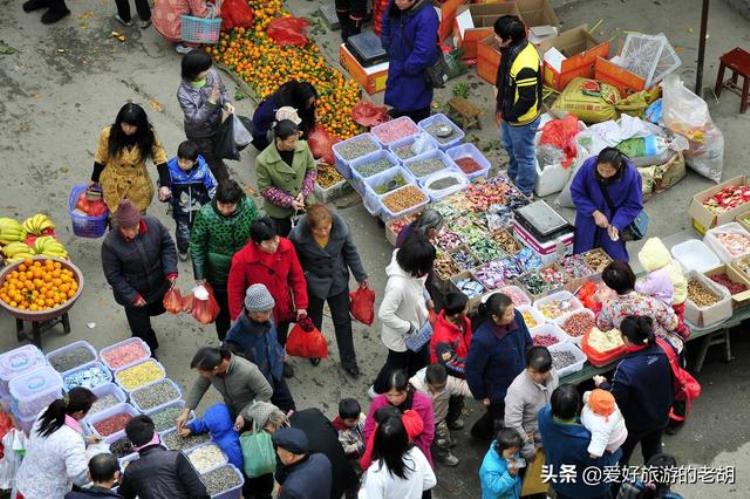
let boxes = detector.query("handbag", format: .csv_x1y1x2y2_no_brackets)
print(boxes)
655,338,701,424
399,17,448,89
596,178,648,242
404,320,433,352
239,422,277,478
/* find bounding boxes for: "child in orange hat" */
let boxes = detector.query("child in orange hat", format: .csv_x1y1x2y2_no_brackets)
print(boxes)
581,389,628,458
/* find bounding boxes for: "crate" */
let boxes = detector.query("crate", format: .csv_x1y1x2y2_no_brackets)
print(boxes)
46,340,98,376
371,117,420,147
350,149,401,196
438,0,465,42
0,345,47,399
332,133,382,180
735,207,750,233
453,3,521,60
530,322,571,348
9,366,63,419
684,271,733,328
533,290,583,322
85,402,140,444
340,43,388,95
417,114,465,151
203,464,245,499
548,341,587,377
594,57,646,97
68,184,109,238
538,25,610,91
517,0,560,29
403,149,459,185
703,222,750,263
361,165,418,216
100,337,151,372
181,14,221,44
703,264,750,309
445,143,491,181
477,35,501,84
422,170,469,202
129,378,182,414
314,178,354,203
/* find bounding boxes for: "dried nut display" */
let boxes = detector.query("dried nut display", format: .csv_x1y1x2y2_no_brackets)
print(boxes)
382,186,427,214
687,278,720,307
424,120,458,143
560,311,595,338
316,164,344,189
583,250,611,273
408,158,447,177
89,393,120,415
162,430,210,451
115,360,164,391
131,379,180,411
551,350,578,370
336,138,379,161
354,158,393,178
48,345,95,373
188,444,227,473
202,465,243,496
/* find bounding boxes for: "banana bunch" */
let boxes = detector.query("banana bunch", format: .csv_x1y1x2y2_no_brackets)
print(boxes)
2,241,35,263
34,236,68,259
0,217,26,244
22,213,55,236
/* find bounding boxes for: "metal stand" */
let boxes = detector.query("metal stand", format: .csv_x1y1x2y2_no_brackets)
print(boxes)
694,327,733,373
15,312,71,348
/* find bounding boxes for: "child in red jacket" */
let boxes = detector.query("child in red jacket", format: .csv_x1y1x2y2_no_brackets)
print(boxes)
430,292,472,374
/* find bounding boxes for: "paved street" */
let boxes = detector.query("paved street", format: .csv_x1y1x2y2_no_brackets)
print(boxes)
1,0,749,496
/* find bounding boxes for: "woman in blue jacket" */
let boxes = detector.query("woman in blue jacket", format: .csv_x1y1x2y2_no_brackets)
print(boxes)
594,315,673,467
381,0,439,123
466,292,532,441
251,80,318,151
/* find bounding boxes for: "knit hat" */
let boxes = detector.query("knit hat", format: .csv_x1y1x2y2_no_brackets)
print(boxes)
114,199,141,228
589,389,616,421
245,401,283,429
244,284,275,313
275,106,302,125
272,427,309,454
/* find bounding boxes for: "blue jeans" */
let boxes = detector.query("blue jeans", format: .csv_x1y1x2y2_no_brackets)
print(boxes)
501,117,540,195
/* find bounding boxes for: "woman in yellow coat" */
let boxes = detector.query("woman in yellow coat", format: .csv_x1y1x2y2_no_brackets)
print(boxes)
90,103,169,215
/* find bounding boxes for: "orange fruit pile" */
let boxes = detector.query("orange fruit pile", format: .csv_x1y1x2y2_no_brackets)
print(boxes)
0,259,78,312
210,0,364,139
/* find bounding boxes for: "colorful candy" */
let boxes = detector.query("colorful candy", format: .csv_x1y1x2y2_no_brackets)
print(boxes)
115,360,164,391
533,334,560,347
434,251,460,281
63,364,111,391
561,311,595,338
101,340,149,370
492,230,522,256
454,277,484,298
451,247,480,271
372,119,419,144
473,261,507,290
702,185,750,214
714,231,750,258
93,413,132,437
435,230,464,251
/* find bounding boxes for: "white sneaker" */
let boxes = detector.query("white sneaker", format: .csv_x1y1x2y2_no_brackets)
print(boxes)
441,453,460,466
139,19,151,29
115,14,132,27
175,44,193,55
367,385,378,400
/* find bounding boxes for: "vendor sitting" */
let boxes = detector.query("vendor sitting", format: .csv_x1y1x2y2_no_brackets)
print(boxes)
251,80,318,151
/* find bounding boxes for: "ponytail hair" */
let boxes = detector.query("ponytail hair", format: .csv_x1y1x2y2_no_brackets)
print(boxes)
477,292,513,326
37,387,97,438
620,315,655,346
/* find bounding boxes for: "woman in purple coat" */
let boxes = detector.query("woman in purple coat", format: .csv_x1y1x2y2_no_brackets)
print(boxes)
381,0,439,123
571,148,643,261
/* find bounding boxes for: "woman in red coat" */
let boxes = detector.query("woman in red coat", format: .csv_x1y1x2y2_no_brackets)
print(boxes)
227,217,308,378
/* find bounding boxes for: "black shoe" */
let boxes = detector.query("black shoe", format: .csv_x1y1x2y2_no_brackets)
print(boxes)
41,7,70,24
23,0,49,12
310,358,321,366
283,362,295,378
344,365,361,378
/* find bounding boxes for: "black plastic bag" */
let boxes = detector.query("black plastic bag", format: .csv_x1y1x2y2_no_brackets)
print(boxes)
214,117,240,161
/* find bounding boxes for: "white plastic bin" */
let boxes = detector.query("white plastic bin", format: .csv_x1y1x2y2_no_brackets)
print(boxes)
0,345,47,399
378,184,430,221
9,366,63,419
146,399,193,433
46,340,98,375
418,113,465,150
371,116,420,146
186,442,229,474
671,239,720,273
703,222,750,263
87,383,128,418
421,170,469,202
548,342,587,378
554,308,596,345
332,133,382,179
530,322,571,348
493,285,532,307
115,359,166,392
202,464,245,499
516,305,546,329
349,149,401,195
445,143,491,181
130,378,182,413
100,337,151,372
684,271,733,328
403,149,457,184
63,361,113,391
361,165,418,216
387,132,439,162
10,405,37,435
533,290,583,322
85,402,140,443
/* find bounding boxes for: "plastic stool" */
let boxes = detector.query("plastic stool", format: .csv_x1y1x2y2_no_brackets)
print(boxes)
714,47,750,114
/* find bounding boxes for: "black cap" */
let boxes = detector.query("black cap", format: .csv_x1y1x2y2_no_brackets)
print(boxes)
272,427,309,454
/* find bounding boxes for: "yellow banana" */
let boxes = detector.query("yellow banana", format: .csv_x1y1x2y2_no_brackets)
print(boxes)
3,242,33,257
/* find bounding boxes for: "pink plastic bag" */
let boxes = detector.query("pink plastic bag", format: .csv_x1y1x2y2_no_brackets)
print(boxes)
267,17,310,47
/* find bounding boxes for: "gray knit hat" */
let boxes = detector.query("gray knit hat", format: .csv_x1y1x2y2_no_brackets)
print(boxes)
244,284,275,313
245,401,283,429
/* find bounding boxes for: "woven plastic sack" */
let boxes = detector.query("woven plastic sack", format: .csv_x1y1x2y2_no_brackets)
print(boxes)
267,17,310,47
552,79,621,123
221,0,254,30
350,287,375,326
286,316,329,358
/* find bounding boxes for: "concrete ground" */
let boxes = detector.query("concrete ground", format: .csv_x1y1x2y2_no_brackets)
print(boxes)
0,0,749,497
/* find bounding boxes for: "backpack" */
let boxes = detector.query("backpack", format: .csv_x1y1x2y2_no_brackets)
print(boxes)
655,338,701,423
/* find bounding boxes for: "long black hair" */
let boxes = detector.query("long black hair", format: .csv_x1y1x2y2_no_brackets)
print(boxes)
37,387,97,438
108,103,156,161
276,80,317,134
371,416,414,480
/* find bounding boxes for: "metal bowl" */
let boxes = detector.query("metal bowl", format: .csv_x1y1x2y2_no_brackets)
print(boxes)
0,257,84,322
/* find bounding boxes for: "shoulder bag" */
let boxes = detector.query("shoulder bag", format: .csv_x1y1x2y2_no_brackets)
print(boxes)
399,15,448,89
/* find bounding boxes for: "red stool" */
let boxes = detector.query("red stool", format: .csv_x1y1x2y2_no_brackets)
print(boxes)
714,47,750,113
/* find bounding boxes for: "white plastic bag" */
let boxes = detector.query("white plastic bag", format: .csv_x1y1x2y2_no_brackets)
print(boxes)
410,132,432,156
661,75,709,140
232,114,253,150
684,120,724,183
0,429,27,490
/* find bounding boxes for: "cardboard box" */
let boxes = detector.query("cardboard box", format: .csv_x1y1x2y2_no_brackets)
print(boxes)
688,176,750,236
735,207,750,233
684,271,733,327
517,0,559,28
477,34,501,84
450,271,486,314
339,44,388,95
703,264,750,309
453,2,521,60
438,0,465,42
594,57,646,96
538,25,610,91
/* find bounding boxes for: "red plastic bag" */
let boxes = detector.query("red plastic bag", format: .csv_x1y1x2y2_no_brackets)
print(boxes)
350,287,375,326
221,0,254,30
308,124,337,165
538,115,581,168
286,315,329,358
191,283,220,324
163,287,183,315
76,192,108,217
267,17,310,47
351,101,390,127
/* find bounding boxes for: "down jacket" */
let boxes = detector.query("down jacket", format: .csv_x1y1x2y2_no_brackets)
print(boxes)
636,237,688,305
177,68,230,139
101,216,178,306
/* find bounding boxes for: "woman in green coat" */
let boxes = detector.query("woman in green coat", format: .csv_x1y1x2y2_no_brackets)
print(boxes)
190,180,259,340
256,119,317,236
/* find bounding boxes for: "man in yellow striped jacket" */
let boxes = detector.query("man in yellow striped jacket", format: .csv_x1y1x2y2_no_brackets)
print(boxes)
493,15,543,197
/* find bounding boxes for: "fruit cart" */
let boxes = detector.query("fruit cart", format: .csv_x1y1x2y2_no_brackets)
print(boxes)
0,257,84,348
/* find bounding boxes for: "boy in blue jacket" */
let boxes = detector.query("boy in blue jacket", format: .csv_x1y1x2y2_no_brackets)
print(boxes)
479,427,523,499
178,402,243,470
161,140,217,261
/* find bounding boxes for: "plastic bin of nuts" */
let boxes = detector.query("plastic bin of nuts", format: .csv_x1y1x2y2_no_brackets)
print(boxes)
332,133,382,179
201,463,245,499
187,442,229,474
160,427,211,452
548,342,587,378
46,340,97,375
350,149,401,196
362,165,417,216
129,378,181,413
403,149,457,184
86,382,128,418
378,184,430,221
684,271,732,327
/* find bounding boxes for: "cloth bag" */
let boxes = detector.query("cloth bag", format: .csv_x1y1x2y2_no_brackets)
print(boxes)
521,450,549,497
240,424,276,478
